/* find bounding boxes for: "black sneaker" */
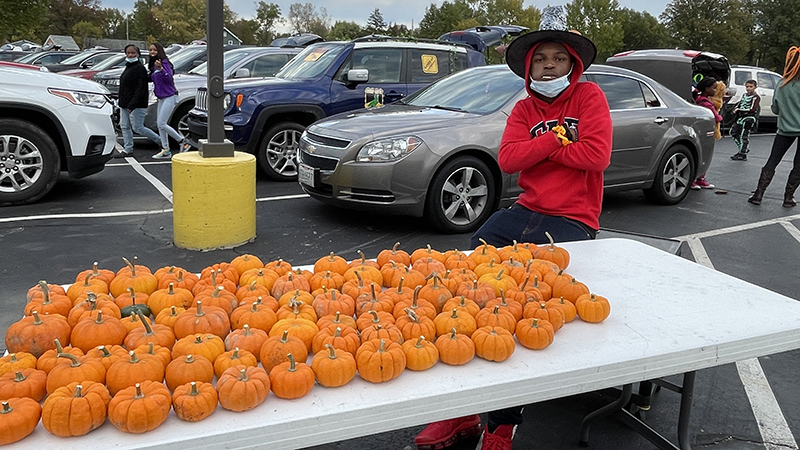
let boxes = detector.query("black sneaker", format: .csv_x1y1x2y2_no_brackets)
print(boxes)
730,153,747,161
115,150,133,158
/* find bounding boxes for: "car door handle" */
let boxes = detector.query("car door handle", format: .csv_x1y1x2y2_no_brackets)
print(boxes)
653,117,668,124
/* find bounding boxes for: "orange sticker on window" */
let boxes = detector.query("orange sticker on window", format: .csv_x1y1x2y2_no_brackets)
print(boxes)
421,55,438,74
304,48,328,61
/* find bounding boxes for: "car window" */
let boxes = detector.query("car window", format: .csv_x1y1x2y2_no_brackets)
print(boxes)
39,54,66,65
757,72,775,90
277,44,344,80
641,82,661,107
593,74,646,110
409,49,465,83
734,70,752,85
83,53,116,67
245,54,291,77
60,52,95,65
405,68,524,114
15,53,36,63
337,48,403,83
190,50,252,76
771,74,783,89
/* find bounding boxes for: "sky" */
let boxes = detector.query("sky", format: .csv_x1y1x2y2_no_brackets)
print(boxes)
100,0,672,32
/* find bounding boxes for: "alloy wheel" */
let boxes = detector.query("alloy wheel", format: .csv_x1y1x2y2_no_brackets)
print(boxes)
0,135,43,193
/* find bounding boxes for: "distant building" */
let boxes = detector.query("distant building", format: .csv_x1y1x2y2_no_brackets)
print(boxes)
85,38,147,51
43,35,80,51
199,27,242,46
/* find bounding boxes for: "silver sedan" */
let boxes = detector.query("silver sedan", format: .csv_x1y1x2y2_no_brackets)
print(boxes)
298,64,716,233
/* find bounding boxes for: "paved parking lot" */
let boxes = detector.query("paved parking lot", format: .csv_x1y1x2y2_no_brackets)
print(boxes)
1,134,799,449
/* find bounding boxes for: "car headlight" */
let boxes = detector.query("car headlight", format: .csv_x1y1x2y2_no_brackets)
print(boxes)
47,88,107,109
223,93,232,111
356,136,422,162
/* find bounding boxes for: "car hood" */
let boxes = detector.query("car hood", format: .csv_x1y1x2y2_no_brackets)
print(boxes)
173,73,208,89
224,76,297,91
0,66,109,94
311,104,480,138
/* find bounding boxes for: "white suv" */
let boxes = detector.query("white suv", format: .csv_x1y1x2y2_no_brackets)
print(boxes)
723,65,783,127
0,66,116,205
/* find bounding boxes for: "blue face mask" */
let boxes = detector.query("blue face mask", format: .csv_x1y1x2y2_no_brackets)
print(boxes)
529,68,573,98
126,57,138,63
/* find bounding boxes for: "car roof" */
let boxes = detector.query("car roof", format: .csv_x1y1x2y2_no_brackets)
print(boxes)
607,48,728,62
731,64,781,74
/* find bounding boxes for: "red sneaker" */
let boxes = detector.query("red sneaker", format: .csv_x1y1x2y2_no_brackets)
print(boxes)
415,415,482,450
694,177,715,189
476,424,516,450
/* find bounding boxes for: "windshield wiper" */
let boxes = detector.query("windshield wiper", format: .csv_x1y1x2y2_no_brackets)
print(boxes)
430,104,465,112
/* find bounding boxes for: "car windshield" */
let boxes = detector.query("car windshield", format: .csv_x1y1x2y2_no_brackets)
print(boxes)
404,67,525,114
91,54,126,71
15,53,37,63
60,52,98,65
275,43,344,80
169,46,207,67
189,50,252,76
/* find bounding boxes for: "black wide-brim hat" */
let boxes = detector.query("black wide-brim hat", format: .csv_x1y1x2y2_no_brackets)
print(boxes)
505,6,598,79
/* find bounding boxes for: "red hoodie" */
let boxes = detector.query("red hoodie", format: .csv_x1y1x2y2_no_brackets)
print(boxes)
498,43,612,230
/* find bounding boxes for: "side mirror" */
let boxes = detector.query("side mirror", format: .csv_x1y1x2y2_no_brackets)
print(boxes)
233,68,251,78
347,68,369,84
82,60,94,68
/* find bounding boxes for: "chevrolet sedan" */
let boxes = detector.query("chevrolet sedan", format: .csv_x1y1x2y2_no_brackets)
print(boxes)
298,64,716,233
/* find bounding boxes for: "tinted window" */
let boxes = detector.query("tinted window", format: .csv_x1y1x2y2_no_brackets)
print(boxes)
338,48,403,83
735,70,752,85
757,72,774,90
641,82,661,107
60,52,95,65
405,68,524,114
593,74,646,110
39,54,68,65
409,49,465,83
278,44,344,79
771,74,783,88
246,54,290,77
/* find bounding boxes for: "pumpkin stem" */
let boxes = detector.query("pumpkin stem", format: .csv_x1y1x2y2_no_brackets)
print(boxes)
147,342,156,355
404,308,419,323
392,242,401,253
98,346,112,358
232,348,241,359
287,353,297,372
127,286,137,304
280,330,290,344
1,402,12,414
122,256,136,277
212,286,223,297
168,283,175,295
9,354,17,363
334,327,343,337
32,311,43,325
57,352,81,367
531,318,540,328
54,338,64,353
243,324,252,336
378,339,386,353
357,249,367,263
325,344,337,359
95,310,104,323
545,231,555,249
134,383,144,399
250,303,259,313
193,335,203,345
397,277,405,293
37,280,50,303
492,305,500,315
333,311,342,323
354,270,364,287
190,382,199,396
370,310,380,323
13,371,25,382
83,272,92,287
495,269,505,280
450,308,459,319
195,301,205,317
415,335,425,348
129,351,139,364
450,327,457,339
74,384,83,398
170,305,179,316
136,310,154,335
185,355,195,363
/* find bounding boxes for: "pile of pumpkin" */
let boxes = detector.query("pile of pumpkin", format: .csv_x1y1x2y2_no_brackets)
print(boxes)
0,235,610,444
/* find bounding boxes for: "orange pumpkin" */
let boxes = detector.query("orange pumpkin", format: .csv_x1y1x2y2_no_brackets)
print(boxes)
260,330,308,373
108,381,171,433
4,312,71,358
272,272,311,299
0,398,41,445
75,262,116,286
193,286,237,316
469,239,501,265
200,263,239,285
230,301,278,332
36,339,83,374
70,311,127,352
472,326,515,362
165,355,214,392
105,351,164,396
224,324,268,357
312,326,361,356
66,273,110,303
192,271,237,297
230,254,265,278
356,310,395,332
417,275,453,313
0,369,47,402
343,265,383,287
575,293,611,323
264,258,293,276
360,323,404,345
410,244,445,264
45,353,106,395
355,284,394,315
356,339,406,383
533,231,570,269
0,352,37,376
173,301,231,340
309,270,346,291
377,242,412,267
435,328,475,365
515,318,555,350
119,313,152,334
311,344,357,388
84,345,128,370
133,343,172,369
172,381,218,422
485,292,524,321
402,335,439,371
455,279,497,309
147,283,194,315
316,311,358,332
497,240,534,262
157,269,199,291
434,308,477,337
269,318,318,351
312,289,355,318
395,308,436,342
155,305,186,330
27,281,67,301
475,305,517,334
523,302,565,332
269,353,315,399
480,268,520,296
235,280,274,305
393,287,437,321
213,348,258,378
110,257,158,297
41,381,110,436
441,295,481,319
552,277,590,304
314,252,349,276
171,334,226,364
547,297,577,323
23,281,72,317
277,299,318,322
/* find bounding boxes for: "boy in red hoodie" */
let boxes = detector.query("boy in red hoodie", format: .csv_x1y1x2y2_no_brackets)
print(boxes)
414,7,612,450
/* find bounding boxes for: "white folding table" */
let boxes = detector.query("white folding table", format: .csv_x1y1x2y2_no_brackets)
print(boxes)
8,238,800,450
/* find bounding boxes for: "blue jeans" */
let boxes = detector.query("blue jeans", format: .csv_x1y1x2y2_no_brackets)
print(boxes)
120,107,160,152
156,94,184,149
470,203,595,248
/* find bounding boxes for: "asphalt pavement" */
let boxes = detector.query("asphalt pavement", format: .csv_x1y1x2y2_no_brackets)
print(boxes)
1,133,798,450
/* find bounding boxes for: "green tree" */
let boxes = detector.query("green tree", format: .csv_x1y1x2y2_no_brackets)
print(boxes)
386,23,411,37
154,0,206,44
484,0,540,30
228,18,259,45
615,8,670,53
565,0,623,62
102,8,127,40
753,0,800,71
328,20,365,41
417,0,474,39
287,3,330,37
366,8,387,34
72,20,103,47
47,0,105,37
660,0,754,63
130,0,164,43
254,1,283,45
0,0,47,42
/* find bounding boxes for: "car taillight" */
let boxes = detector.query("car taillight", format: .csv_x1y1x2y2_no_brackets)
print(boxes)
612,50,635,58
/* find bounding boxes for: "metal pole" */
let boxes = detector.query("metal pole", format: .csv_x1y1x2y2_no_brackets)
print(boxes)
126,14,129,42
200,0,234,156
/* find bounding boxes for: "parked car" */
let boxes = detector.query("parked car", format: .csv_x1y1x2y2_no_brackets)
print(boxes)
297,64,717,233
44,50,120,73
0,61,48,71
721,64,783,128
15,50,78,66
0,51,31,62
143,46,302,139
605,49,731,103
187,37,486,180
270,33,323,47
0,66,116,205
59,53,143,79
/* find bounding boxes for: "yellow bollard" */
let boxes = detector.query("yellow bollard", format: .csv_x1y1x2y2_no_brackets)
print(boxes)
172,152,256,250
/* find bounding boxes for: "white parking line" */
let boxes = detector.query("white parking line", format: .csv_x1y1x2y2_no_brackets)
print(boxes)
779,221,800,244
676,213,800,240
125,157,174,203
688,238,798,450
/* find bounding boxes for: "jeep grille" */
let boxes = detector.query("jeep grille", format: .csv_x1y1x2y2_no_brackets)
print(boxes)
195,90,208,112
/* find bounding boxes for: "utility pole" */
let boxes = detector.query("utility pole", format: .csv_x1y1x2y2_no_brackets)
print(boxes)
126,13,129,42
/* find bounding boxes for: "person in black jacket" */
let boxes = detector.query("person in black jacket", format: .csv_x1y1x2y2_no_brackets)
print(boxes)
116,44,161,157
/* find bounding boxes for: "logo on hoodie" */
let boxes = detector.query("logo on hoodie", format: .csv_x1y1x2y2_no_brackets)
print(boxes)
530,117,578,138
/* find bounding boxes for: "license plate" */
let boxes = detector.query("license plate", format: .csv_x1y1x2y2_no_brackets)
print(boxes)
298,163,315,188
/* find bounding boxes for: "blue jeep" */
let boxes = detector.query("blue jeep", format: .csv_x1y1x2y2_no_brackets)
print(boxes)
187,37,485,180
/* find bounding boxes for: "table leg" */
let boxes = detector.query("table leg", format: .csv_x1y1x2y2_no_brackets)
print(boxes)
579,384,633,446
678,371,696,450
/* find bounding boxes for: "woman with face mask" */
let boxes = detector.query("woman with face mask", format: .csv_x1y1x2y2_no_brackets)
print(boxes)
148,42,190,159
116,44,161,157
414,8,612,450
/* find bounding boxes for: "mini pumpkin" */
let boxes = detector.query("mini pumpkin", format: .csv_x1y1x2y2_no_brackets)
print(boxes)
434,308,477,338
316,311,358,332
109,257,158,297
376,242,412,267
356,338,406,383
172,381,218,422
230,253,265,277
36,339,84,374
395,308,436,342
472,326,515,362
116,287,152,317
224,324,268,357
24,280,72,317
311,344,357,388
552,277,590,304
124,311,176,350
475,305,517,334
312,288,355,318
75,262,116,286
523,302,565,332
41,381,110,436
0,352,37,376
402,335,439,371
172,334,226,364
547,296,577,323
84,345,128,370
354,284,395,315
435,328,475,365
410,244,445,264
269,353,315,399
165,355,215,392
0,398,41,445
575,293,611,323
515,318,555,350
230,300,278,332
45,353,106,395
70,311,127,353
533,231,570,270
269,317,319,351
311,326,361,356
260,330,308,373
213,348,258,378
4,311,72,358
314,253,349,276
105,351,165,396
147,283,193,316
173,301,231,340
0,369,47,402
108,381,171,433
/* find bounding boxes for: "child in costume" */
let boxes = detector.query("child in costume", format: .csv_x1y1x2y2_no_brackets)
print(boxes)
730,79,761,161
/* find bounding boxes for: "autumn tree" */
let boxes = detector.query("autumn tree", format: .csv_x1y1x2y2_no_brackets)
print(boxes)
565,0,623,62
484,0,540,30
253,1,283,45
102,8,128,40
417,0,474,39
287,3,330,37
129,0,164,44
0,0,47,42
72,20,103,47
366,8,387,34
660,0,754,63
47,0,106,37
154,0,206,44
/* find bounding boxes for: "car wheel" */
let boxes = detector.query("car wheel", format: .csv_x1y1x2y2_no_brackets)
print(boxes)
169,103,194,146
643,144,695,205
0,118,60,206
257,122,304,181
425,156,496,234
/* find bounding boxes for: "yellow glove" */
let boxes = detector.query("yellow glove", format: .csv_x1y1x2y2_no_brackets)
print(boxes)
552,125,572,146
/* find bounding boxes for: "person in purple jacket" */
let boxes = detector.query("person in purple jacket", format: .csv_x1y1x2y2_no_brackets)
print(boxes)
149,42,190,159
